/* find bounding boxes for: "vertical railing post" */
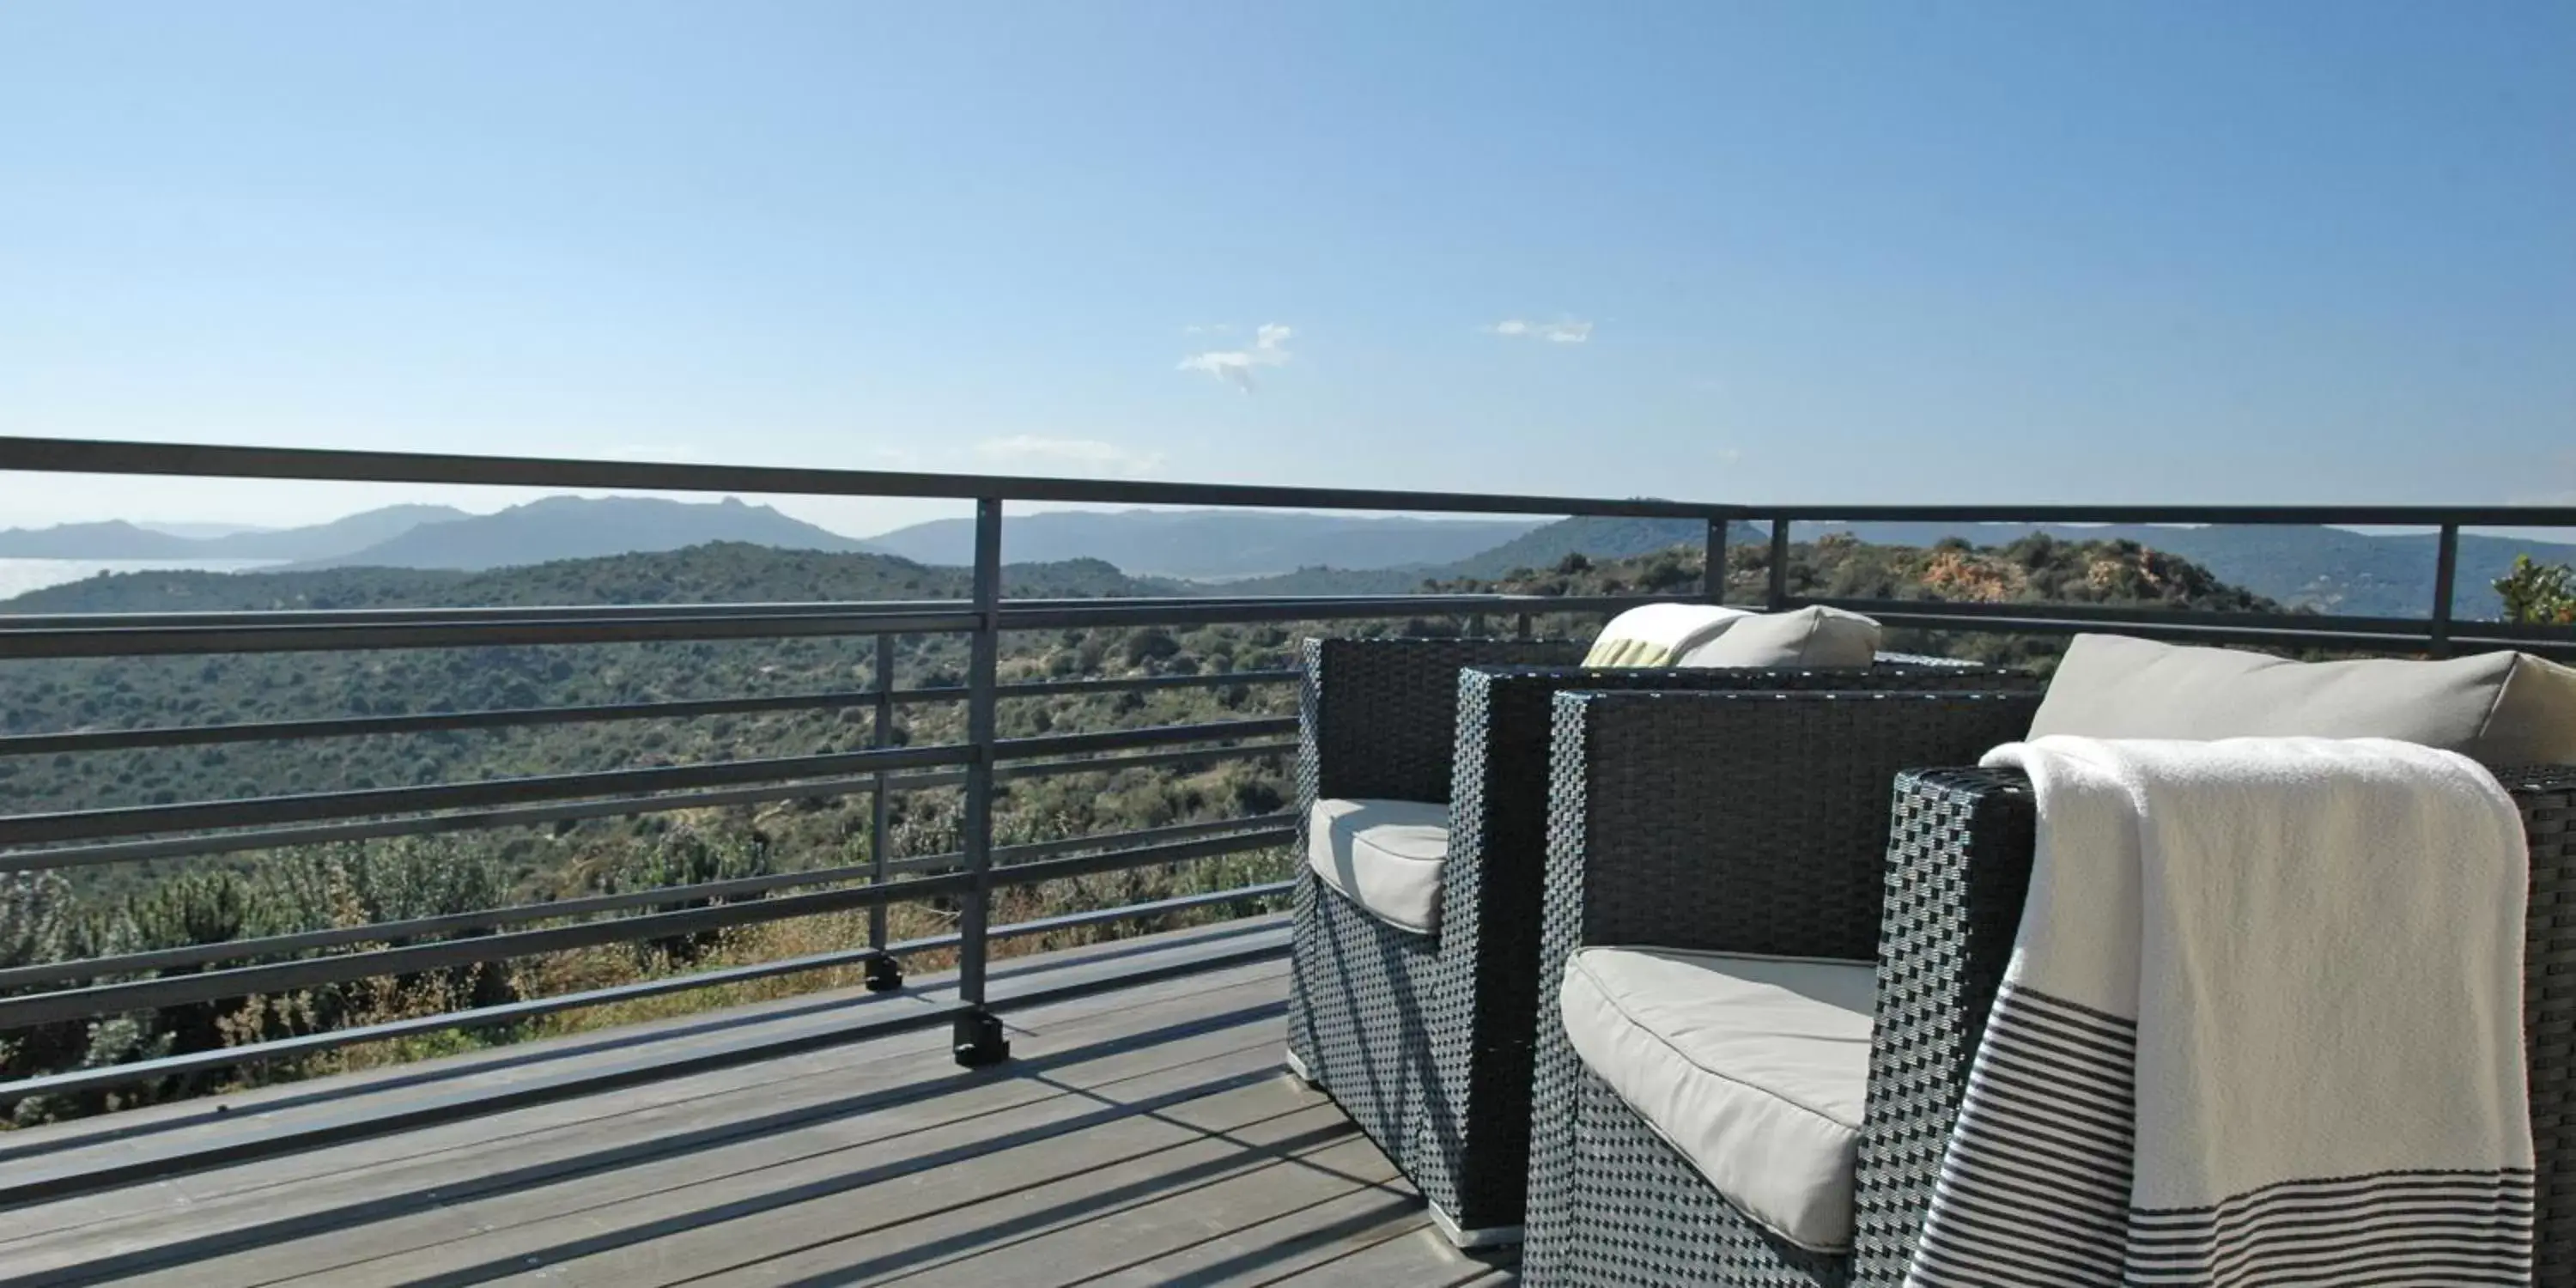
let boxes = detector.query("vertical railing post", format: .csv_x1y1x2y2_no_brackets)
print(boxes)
862,631,902,993
1766,518,1791,611
952,497,1011,1066
1704,517,1729,605
1515,611,1532,640
2430,522,2460,658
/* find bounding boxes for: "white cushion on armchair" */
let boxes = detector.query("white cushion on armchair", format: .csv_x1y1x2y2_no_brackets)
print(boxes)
1306,798,1450,933
1558,945,1877,1252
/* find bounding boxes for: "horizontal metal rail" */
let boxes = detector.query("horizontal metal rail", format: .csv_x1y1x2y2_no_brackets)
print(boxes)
0,824,1292,1029
995,716,1297,761
1753,503,2576,526
0,435,1711,517
0,592,1650,659
994,592,1682,630
0,738,1297,872
0,743,971,848
993,739,1295,782
0,689,889,757
0,881,1293,1106
0,814,1296,988
0,869,946,1030
0,718,1287,861
0,669,1303,759
0,605,984,659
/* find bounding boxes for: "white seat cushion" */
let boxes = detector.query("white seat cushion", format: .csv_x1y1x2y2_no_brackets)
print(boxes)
1306,798,1449,933
1558,946,1876,1252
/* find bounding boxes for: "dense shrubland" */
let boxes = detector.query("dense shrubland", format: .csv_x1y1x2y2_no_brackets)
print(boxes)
0,532,2276,1121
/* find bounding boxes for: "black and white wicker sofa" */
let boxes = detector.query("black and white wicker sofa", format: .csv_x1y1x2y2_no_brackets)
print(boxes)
1283,607,2043,1246
1520,635,2576,1287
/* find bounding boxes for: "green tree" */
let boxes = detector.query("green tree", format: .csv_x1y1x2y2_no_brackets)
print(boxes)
2494,555,2576,626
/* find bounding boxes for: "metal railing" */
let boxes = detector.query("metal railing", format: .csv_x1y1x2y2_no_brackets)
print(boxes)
0,434,2571,1115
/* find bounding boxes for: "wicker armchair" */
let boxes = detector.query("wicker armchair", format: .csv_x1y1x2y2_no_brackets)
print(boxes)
1520,696,2576,1286
1284,636,2039,1244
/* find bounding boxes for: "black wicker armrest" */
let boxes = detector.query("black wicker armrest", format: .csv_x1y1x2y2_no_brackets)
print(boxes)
1850,766,2040,1282
1852,762,2576,1287
1298,636,1585,805
1522,689,2040,1279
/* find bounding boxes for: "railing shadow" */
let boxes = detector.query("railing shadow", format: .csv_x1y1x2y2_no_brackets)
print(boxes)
5,999,1285,1287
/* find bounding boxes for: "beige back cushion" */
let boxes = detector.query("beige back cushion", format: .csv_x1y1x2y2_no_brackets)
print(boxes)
1583,604,1753,667
1676,605,1881,669
2030,634,2576,765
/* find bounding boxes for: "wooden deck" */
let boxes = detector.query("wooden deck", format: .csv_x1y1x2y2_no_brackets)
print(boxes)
0,919,1516,1286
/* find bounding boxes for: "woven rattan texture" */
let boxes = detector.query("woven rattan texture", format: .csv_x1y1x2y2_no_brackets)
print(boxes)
1522,690,2042,1285
1288,642,2040,1234
1561,1067,1856,1286
1540,760,2576,1287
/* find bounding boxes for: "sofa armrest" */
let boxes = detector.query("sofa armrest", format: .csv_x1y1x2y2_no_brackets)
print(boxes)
2500,764,2576,1284
1297,636,1584,807
1850,762,2576,1284
1850,766,2039,1282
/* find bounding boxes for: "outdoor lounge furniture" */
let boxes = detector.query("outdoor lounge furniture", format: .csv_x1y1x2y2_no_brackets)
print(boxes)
1284,633,2042,1244
1521,639,2576,1287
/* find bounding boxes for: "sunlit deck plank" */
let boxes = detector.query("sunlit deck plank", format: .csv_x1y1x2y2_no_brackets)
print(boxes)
0,919,1516,1286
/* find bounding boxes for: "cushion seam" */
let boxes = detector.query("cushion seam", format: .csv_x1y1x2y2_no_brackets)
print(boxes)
2476,654,2522,744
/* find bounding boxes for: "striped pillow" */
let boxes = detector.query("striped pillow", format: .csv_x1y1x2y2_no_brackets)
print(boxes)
1583,605,1753,667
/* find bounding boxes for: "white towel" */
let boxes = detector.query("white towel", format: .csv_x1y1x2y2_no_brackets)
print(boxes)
1906,736,2535,1287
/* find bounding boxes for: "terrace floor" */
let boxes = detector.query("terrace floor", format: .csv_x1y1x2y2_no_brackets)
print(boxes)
0,919,1516,1287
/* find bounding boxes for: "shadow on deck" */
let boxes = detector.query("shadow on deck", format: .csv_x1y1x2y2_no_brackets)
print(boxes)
0,920,1515,1287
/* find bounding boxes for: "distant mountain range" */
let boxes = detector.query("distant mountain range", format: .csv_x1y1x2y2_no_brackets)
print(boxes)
860,509,1542,579
1217,515,2573,621
0,498,865,571
0,507,471,562
7,499,2573,622
290,496,872,570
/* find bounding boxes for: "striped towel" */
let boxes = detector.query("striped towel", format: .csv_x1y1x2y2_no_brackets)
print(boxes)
1907,736,2535,1287
1581,604,1749,666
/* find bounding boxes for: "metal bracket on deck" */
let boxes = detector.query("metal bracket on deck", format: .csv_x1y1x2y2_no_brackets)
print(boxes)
862,955,903,993
952,1008,1011,1067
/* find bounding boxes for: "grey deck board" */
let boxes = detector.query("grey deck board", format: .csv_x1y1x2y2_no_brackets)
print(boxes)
2,964,1288,1272
0,920,1512,1287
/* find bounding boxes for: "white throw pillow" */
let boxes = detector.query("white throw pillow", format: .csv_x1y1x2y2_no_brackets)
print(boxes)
2031,634,2576,765
1676,605,1880,669
1583,603,1753,667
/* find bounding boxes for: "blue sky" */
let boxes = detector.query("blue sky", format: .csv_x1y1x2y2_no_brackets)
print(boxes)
3,2,2570,535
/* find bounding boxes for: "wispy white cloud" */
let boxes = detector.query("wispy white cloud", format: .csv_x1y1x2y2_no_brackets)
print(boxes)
1485,318,1595,344
1178,323,1294,392
975,435,1168,477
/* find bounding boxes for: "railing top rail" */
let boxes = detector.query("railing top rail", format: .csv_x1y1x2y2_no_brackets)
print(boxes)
9,436,2576,529
1753,503,2576,527
0,435,1719,519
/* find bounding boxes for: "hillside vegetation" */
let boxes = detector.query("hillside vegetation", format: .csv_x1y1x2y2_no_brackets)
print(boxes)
1,532,2271,1122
